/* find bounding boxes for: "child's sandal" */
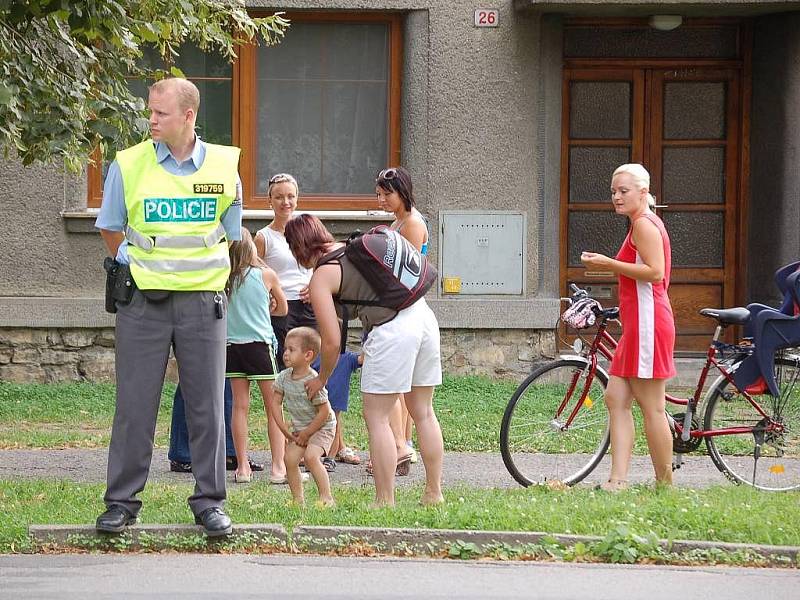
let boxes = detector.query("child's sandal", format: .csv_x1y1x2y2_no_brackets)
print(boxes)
335,447,361,465
395,454,412,477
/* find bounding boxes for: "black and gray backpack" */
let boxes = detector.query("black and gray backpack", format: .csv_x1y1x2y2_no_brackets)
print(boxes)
318,225,437,348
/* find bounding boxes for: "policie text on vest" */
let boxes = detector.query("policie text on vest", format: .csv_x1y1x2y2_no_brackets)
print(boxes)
144,197,217,223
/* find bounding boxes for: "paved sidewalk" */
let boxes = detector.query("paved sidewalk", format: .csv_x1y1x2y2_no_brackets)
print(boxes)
0,447,733,488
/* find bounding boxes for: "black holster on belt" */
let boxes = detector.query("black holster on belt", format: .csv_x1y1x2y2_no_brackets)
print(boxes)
103,257,136,313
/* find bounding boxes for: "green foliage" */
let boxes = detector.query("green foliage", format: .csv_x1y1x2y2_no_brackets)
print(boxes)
448,540,481,559
0,1,289,170
591,523,663,564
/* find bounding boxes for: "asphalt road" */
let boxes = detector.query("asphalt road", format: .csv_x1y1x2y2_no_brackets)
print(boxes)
0,447,735,489
1,554,797,600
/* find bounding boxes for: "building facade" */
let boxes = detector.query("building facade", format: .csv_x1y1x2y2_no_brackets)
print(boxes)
1,0,799,382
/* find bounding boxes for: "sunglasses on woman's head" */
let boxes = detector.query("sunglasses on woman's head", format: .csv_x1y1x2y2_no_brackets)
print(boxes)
269,173,295,185
376,168,398,182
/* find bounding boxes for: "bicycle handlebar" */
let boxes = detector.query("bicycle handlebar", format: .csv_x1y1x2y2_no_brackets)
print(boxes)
566,284,620,321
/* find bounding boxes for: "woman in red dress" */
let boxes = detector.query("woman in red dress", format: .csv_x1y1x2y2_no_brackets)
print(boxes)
581,163,676,491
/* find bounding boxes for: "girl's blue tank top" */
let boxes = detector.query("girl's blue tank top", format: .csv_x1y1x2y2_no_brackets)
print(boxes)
227,267,275,345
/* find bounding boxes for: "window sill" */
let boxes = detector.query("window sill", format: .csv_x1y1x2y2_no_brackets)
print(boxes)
62,209,394,234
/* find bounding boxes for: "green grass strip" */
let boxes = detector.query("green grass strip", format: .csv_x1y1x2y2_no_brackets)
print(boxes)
1,479,797,553
0,377,516,451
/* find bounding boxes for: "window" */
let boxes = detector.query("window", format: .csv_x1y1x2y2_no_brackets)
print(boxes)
88,43,234,207
88,12,402,210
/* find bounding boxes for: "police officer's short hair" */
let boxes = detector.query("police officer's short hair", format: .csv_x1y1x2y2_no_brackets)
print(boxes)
150,78,200,113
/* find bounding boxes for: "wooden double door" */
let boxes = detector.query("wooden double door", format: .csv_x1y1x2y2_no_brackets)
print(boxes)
561,65,747,351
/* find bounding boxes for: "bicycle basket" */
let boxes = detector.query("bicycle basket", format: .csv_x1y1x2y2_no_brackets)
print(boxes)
562,297,601,329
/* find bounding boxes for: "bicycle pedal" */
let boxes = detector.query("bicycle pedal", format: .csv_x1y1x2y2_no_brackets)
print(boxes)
672,453,683,471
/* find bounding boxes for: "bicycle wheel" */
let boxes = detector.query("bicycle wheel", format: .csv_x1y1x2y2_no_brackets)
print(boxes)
500,358,610,486
704,353,800,491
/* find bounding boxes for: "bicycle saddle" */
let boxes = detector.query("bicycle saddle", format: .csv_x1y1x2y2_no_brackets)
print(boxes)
699,307,751,326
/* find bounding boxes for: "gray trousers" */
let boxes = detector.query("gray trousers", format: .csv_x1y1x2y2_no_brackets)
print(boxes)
104,289,227,516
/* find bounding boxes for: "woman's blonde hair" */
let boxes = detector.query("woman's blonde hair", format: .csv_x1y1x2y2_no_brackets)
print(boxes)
613,163,656,208
267,173,299,198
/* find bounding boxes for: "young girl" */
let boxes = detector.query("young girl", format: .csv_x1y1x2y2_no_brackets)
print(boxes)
225,229,288,483
269,326,337,506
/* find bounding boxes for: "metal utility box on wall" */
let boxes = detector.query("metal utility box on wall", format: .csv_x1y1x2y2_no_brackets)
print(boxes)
439,211,526,295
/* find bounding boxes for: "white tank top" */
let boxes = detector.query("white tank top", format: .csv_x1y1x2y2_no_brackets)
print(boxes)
257,225,312,301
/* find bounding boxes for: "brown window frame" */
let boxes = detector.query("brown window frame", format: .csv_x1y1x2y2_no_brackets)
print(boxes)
87,11,403,210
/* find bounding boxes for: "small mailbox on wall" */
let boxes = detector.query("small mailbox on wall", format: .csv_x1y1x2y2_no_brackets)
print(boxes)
439,211,526,295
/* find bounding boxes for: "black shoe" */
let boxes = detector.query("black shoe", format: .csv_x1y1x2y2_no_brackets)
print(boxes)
226,456,264,472
322,457,336,472
170,460,192,473
96,505,136,533
194,507,232,537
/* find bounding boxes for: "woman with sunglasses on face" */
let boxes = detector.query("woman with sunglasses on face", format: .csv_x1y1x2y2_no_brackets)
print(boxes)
254,173,317,484
285,213,444,508
374,167,430,473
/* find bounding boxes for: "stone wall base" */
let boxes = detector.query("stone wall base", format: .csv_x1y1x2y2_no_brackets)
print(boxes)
0,328,175,384
0,327,557,383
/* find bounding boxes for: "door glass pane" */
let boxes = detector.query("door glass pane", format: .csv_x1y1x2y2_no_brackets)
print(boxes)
258,22,389,195
568,212,628,267
564,26,739,59
662,147,725,204
569,82,631,139
664,82,726,140
664,212,724,268
569,147,630,203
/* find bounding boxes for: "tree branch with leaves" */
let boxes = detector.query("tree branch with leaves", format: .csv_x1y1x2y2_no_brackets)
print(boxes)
0,0,288,172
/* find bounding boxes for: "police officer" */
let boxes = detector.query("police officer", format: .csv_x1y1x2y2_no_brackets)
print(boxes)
95,78,241,536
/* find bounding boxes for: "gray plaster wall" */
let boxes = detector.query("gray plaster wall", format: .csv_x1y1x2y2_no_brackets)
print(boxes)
1,0,562,328
0,161,107,297
4,0,798,326
749,12,800,305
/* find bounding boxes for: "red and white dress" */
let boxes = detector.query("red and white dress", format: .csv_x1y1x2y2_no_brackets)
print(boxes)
610,212,676,380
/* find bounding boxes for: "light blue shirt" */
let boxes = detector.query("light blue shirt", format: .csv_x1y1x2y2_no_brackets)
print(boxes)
227,267,275,344
95,137,243,264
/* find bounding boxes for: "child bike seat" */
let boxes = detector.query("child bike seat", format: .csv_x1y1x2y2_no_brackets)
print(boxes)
734,270,800,397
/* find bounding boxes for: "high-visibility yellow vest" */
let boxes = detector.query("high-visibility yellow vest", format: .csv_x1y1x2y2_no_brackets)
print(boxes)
117,140,240,291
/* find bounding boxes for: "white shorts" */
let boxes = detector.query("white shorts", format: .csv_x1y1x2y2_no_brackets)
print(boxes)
361,298,442,394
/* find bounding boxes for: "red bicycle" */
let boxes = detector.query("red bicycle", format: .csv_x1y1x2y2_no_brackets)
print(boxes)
499,284,800,491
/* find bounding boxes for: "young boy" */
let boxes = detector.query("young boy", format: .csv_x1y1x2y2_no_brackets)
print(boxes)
269,327,337,506
313,351,363,469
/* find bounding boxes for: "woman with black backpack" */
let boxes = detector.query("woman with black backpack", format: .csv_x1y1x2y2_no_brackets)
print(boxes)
285,213,444,508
